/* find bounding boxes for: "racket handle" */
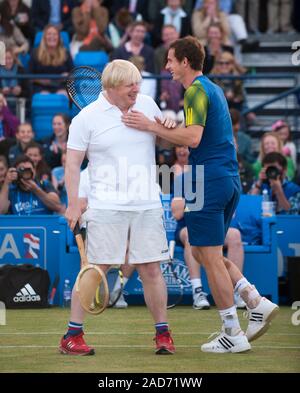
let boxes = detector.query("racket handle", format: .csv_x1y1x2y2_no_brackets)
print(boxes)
169,240,176,260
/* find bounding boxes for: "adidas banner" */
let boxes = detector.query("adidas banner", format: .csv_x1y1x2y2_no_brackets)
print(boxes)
0,264,50,308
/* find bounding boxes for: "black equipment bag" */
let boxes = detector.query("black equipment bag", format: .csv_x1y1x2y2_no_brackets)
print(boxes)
0,264,50,308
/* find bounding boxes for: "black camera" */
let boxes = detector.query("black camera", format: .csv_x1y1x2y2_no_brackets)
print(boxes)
265,166,280,180
16,167,34,181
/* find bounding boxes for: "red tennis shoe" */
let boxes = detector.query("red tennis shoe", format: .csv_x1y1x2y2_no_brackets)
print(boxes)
59,332,95,356
155,331,175,354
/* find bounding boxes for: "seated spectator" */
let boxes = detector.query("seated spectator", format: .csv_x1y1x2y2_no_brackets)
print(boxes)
0,0,33,43
31,0,78,35
249,152,300,214
71,0,110,56
211,51,247,112
109,0,149,23
0,11,29,55
154,24,179,74
8,121,34,164
0,93,20,158
192,0,231,46
173,145,189,177
0,155,8,191
0,48,29,98
52,151,67,206
252,132,295,181
111,21,155,73
24,141,52,182
29,24,73,95
42,113,70,169
0,155,63,215
203,23,234,74
152,0,192,47
129,55,156,99
272,120,297,169
230,108,254,164
105,8,133,51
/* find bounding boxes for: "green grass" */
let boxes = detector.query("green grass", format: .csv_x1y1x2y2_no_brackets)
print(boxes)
0,306,299,373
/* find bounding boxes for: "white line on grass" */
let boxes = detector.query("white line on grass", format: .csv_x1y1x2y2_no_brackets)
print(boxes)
0,331,300,336
0,344,300,350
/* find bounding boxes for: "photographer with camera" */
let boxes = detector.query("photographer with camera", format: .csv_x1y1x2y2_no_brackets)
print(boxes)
250,152,300,214
0,155,63,215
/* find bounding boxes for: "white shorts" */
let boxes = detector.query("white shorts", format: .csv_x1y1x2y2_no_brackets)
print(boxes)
84,208,169,265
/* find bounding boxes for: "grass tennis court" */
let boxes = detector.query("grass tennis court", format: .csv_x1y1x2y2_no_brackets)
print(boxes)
0,306,299,373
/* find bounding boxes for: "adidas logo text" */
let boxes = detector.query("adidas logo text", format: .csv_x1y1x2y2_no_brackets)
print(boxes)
13,283,41,303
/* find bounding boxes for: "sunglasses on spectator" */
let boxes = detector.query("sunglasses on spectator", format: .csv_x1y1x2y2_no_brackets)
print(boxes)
218,61,231,65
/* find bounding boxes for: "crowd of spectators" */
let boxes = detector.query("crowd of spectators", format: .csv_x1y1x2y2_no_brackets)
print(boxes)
0,0,299,219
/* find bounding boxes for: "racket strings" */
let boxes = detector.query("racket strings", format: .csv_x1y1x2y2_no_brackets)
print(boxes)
76,265,109,314
66,67,102,109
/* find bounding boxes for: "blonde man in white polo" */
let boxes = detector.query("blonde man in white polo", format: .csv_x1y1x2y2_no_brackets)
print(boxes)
59,60,175,356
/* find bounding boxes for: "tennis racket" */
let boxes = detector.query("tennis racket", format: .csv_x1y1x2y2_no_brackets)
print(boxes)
48,274,59,306
162,240,184,309
66,66,102,110
73,222,109,314
106,266,124,308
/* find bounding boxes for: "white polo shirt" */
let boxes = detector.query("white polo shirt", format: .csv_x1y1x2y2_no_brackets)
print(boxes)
67,92,162,210
78,167,90,199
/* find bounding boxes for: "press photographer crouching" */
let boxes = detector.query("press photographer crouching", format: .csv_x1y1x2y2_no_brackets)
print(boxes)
0,155,63,215
250,152,300,214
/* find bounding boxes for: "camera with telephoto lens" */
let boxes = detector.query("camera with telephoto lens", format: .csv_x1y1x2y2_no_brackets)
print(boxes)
264,165,281,183
16,167,34,181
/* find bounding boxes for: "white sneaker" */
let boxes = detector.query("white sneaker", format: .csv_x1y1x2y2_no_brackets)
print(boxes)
193,289,210,310
201,331,251,353
245,297,279,342
113,293,128,309
234,292,246,309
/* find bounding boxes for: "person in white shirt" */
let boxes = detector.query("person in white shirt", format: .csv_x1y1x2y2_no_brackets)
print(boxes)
59,59,175,356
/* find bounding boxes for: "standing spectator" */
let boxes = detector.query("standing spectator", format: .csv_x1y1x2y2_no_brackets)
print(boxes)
24,141,52,182
0,155,8,191
267,0,294,33
152,0,192,47
271,120,297,168
234,0,260,34
0,48,28,98
31,0,79,35
0,11,29,55
252,132,295,180
29,24,73,94
8,121,34,164
42,113,70,169
111,21,155,73
0,0,33,42
0,155,63,215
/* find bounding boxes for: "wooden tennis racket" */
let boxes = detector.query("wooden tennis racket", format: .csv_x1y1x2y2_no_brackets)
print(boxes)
73,223,109,314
